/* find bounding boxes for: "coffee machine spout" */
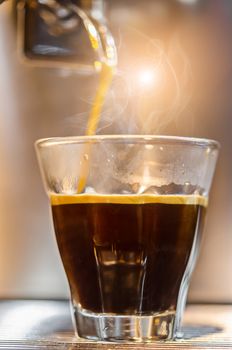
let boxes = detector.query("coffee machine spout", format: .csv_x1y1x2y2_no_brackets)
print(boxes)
15,0,116,72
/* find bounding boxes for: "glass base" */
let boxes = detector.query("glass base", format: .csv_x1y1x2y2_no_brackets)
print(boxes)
73,305,176,342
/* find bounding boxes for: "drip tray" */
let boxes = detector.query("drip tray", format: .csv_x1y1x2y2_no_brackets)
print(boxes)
0,300,231,349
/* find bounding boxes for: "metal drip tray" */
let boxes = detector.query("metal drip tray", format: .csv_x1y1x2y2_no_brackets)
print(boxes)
0,300,231,349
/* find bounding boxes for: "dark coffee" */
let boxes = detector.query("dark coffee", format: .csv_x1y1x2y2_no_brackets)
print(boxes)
51,194,206,315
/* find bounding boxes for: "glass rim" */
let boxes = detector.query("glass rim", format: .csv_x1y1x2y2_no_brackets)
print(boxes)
35,134,220,150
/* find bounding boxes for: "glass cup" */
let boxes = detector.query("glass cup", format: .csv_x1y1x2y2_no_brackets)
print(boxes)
35,135,219,342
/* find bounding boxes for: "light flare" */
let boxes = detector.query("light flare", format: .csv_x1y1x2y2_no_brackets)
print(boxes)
137,67,161,88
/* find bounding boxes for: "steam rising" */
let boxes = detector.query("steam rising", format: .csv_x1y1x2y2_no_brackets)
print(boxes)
63,32,192,135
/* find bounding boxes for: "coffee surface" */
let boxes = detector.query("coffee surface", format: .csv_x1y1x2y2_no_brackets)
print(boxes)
51,194,206,314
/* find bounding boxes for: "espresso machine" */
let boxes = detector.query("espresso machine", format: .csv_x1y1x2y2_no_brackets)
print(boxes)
0,0,231,326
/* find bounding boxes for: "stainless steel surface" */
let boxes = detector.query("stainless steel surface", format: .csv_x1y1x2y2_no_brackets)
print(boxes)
0,300,231,349
0,0,231,303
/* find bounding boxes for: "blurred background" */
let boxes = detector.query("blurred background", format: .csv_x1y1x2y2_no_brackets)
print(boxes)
0,0,231,302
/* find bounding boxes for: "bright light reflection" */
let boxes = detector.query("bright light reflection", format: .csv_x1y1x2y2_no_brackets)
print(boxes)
178,0,198,5
0,302,62,339
137,67,160,88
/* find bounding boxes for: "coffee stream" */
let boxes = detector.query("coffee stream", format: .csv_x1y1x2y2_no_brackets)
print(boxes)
64,4,116,193
86,64,113,137
77,63,113,193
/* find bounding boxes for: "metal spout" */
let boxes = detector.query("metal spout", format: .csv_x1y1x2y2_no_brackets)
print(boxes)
16,0,116,72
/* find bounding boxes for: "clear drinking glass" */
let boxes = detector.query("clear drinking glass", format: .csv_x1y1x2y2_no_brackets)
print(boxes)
35,135,219,342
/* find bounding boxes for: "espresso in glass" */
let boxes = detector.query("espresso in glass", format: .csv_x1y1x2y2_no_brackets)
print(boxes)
51,191,206,315
36,135,219,341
